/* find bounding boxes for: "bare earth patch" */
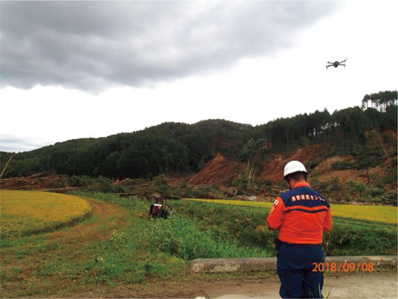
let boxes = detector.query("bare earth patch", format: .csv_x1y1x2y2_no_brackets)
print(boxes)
62,270,397,298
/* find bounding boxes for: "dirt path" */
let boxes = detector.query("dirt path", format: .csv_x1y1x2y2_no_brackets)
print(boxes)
48,198,114,239
65,270,397,298
204,272,398,298
69,199,111,231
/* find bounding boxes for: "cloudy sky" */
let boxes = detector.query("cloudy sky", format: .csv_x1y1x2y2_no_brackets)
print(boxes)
0,0,397,153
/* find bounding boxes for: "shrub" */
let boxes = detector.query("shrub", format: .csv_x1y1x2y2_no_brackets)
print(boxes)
347,180,367,198
299,136,310,146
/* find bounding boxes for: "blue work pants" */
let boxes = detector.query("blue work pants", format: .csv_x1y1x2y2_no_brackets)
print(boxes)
277,242,325,298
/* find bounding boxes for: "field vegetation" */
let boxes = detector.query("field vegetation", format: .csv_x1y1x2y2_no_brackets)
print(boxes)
174,200,397,256
0,190,92,238
0,192,396,297
182,198,398,224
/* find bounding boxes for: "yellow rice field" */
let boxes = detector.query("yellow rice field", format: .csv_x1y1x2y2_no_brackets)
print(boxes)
183,198,398,224
0,190,92,238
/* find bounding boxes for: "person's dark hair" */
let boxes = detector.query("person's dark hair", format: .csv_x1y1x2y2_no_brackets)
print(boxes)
285,171,307,182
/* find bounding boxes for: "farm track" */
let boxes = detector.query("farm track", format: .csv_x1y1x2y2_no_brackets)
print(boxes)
59,199,110,236
62,270,398,298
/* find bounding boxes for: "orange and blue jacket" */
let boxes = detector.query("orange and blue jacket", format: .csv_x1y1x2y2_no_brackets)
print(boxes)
266,182,332,244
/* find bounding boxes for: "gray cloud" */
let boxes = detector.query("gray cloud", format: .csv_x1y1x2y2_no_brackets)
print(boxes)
0,135,53,153
0,1,338,92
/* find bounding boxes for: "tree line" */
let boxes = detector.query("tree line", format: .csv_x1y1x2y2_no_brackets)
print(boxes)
362,90,397,112
1,91,396,179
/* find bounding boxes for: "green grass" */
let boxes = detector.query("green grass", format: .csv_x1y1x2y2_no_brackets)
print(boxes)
0,192,270,297
184,198,274,208
175,199,397,256
183,198,398,224
1,192,396,297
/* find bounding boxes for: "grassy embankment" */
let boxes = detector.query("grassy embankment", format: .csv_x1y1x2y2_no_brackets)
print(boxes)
0,191,396,297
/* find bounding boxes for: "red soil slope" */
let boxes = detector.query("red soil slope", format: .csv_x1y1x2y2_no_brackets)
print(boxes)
188,153,242,185
258,144,324,182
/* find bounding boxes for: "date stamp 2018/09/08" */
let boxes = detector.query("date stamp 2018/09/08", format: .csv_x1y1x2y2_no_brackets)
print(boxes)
312,262,374,273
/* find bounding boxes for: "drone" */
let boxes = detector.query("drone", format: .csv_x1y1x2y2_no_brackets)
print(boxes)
326,58,347,70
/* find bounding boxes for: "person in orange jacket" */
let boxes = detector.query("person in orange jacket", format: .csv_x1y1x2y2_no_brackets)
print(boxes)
267,160,332,298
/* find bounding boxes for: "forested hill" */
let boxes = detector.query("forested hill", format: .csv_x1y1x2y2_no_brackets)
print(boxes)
1,92,397,180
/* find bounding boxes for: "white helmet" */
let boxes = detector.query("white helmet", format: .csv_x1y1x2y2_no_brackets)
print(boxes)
283,160,307,178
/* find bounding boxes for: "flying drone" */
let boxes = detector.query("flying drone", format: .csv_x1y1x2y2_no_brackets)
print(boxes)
326,58,347,70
